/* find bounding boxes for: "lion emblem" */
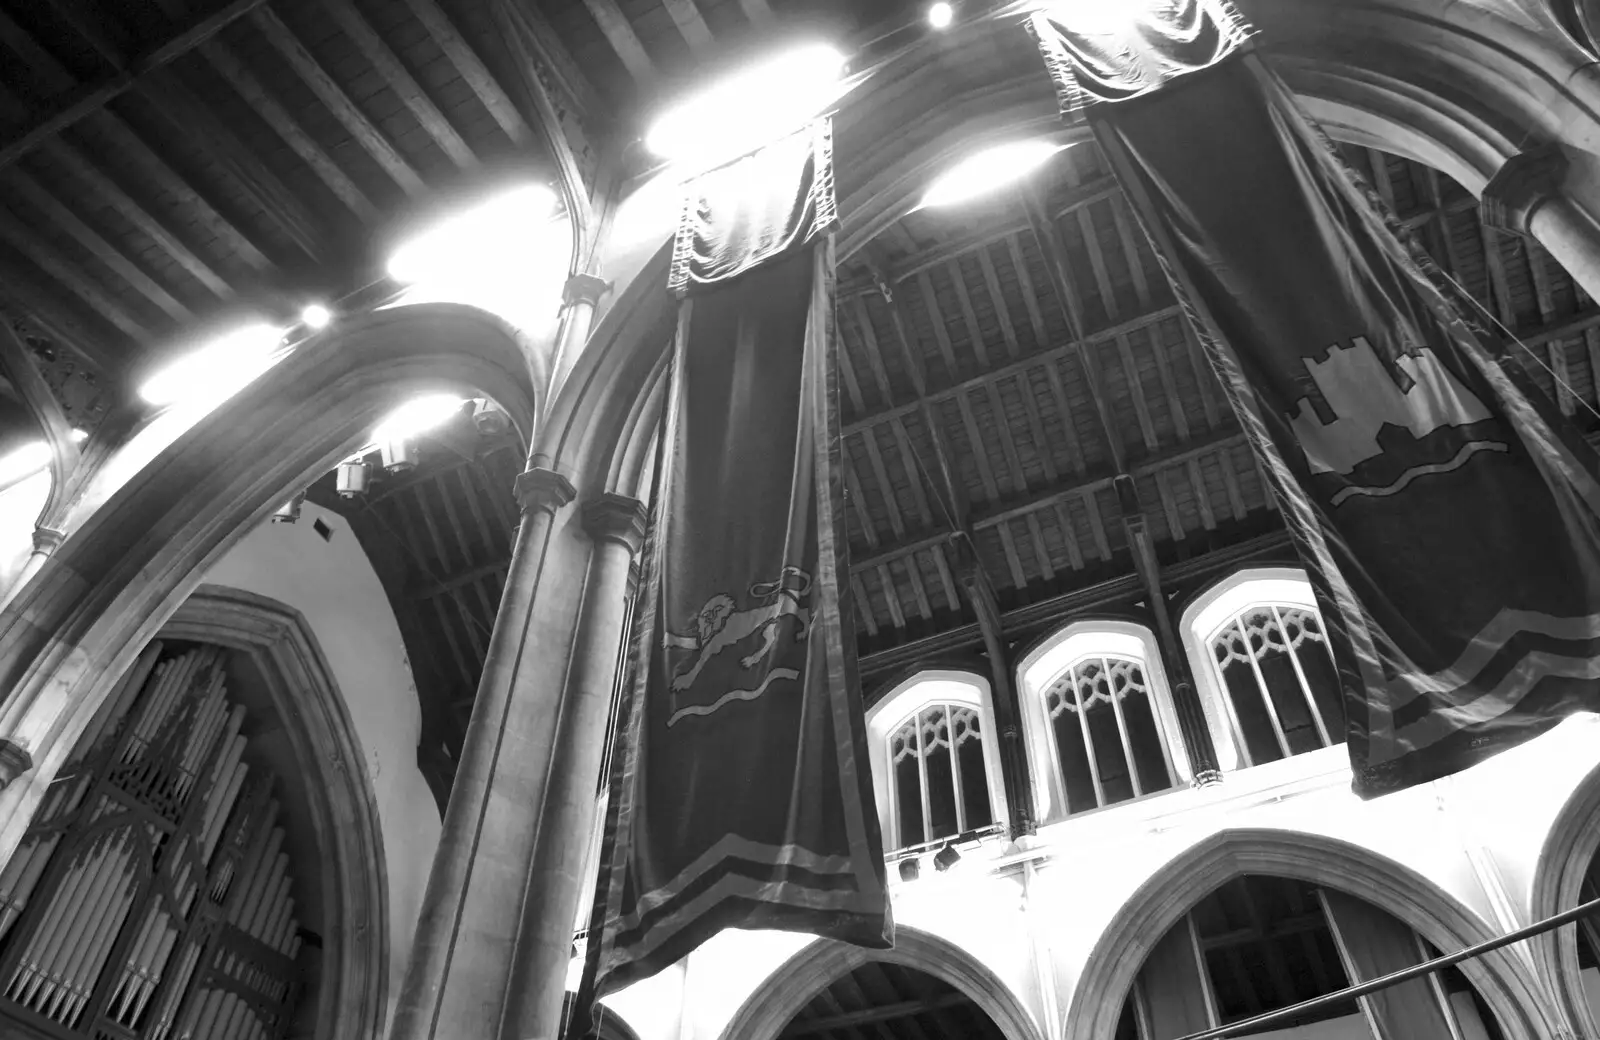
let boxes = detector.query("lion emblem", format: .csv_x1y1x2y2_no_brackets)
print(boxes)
663,568,812,718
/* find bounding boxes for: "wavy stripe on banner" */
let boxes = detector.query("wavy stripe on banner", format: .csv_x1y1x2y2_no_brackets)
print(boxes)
616,836,857,930
1330,440,1507,506
1408,610,1600,695
667,669,800,726
1390,650,1600,751
606,872,878,970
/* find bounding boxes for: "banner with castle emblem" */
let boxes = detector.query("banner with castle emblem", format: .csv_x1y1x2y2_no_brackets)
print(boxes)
1031,7,1600,795
593,121,891,994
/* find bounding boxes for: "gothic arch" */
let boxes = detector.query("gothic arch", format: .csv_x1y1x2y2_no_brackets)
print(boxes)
0,302,541,867
1065,827,1560,1040
717,926,1045,1040
1529,757,1600,1040
163,585,390,1040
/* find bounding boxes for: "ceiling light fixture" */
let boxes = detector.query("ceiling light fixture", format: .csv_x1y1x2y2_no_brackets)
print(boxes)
68,428,87,444
921,140,1066,208
138,322,286,408
301,303,332,329
0,442,51,486
929,2,954,28
387,184,559,287
645,43,845,164
373,394,465,445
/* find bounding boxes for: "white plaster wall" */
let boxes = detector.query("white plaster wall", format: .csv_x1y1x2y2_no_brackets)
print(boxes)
583,715,1600,1040
0,471,48,599
202,500,441,1029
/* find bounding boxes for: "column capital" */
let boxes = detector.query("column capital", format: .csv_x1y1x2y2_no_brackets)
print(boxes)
31,526,63,555
0,738,32,790
1481,143,1568,236
562,272,611,309
514,467,577,517
582,493,647,554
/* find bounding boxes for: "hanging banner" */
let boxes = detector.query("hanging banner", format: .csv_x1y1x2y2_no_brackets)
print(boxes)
594,121,891,994
1029,5,1600,796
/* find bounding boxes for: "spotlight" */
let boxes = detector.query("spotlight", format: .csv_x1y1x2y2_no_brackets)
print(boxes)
472,398,510,436
68,428,87,444
922,140,1066,208
928,2,954,28
898,858,921,882
336,459,372,499
301,303,332,329
271,491,306,524
933,844,961,872
380,439,418,474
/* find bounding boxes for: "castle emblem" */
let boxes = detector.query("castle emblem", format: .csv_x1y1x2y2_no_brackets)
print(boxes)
1287,337,1503,504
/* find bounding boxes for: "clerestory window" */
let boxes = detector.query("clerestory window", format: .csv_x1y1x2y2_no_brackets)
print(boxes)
1185,570,1346,771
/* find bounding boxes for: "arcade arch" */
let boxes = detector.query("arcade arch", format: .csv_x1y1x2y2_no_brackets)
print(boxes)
1065,829,1559,1040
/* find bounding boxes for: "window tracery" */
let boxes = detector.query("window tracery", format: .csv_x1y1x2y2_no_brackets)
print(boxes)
1182,570,1347,772
1040,650,1174,815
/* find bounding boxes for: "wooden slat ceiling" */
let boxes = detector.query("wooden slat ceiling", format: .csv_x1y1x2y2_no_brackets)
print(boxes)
0,0,556,383
9,0,1598,801
838,141,1600,681
778,961,1005,1040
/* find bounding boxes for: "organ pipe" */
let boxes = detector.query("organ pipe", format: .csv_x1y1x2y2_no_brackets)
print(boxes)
0,644,308,1039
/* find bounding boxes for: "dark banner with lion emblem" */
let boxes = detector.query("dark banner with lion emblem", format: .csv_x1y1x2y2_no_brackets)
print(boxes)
1030,4,1600,795
593,121,891,994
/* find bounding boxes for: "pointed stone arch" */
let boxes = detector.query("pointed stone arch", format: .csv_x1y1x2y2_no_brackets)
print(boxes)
718,926,1045,1040
1530,756,1600,1040
163,585,390,1040
0,302,542,871
1065,827,1560,1040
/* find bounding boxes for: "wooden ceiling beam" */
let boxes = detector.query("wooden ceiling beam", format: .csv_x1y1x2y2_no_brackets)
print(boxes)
137,71,324,262
5,168,193,322
582,0,656,84
663,0,715,53
402,0,532,146
850,426,1250,575
251,6,427,196
0,0,267,171
0,205,151,341
42,138,233,298
737,0,776,25
324,0,477,168
1,6,298,268
188,32,379,224
844,303,1185,438
0,259,126,370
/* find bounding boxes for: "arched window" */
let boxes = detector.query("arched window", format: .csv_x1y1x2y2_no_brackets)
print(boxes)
1184,570,1345,771
866,674,1005,852
1017,623,1183,823
1115,875,1506,1040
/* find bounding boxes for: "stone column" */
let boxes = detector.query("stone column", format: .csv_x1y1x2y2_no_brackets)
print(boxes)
502,493,646,1040
390,467,575,1040
550,273,612,400
1482,144,1600,302
4,528,61,609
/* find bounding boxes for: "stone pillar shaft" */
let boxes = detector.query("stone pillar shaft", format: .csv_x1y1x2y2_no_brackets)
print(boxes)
502,493,645,1040
1482,143,1600,303
550,274,611,400
389,467,575,1040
